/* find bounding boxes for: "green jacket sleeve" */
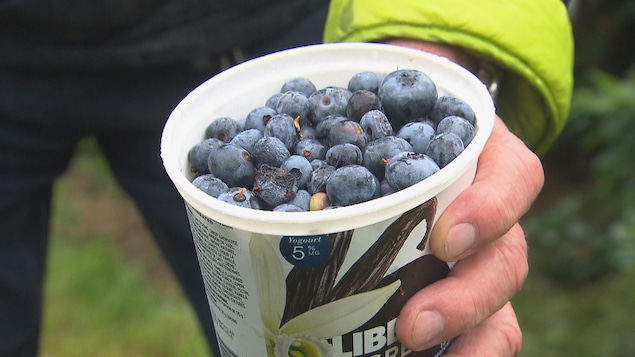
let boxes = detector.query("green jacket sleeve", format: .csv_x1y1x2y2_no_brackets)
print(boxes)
323,0,574,154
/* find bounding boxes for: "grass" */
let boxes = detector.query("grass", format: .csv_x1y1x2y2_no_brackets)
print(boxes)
41,138,635,356
511,148,635,357
513,270,635,357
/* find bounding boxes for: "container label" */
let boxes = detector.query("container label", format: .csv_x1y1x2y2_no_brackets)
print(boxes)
186,197,451,357
279,234,332,268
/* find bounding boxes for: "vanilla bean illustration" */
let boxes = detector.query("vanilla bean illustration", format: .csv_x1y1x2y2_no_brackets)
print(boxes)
280,197,437,325
416,197,438,250
325,197,437,302
282,230,353,324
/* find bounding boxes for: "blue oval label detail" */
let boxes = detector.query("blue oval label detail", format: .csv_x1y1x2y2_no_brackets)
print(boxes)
279,234,332,268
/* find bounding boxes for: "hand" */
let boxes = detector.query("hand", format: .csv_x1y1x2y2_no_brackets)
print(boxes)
383,39,544,355
396,117,543,355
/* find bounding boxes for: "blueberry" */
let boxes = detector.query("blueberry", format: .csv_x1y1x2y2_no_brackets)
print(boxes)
251,136,291,168
191,174,229,198
272,203,305,212
315,115,347,139
245,106,276,132
385,152,440,191
380,177,396,196
430,95,476,126
369,173,382,199
420,117,437,130
281,155,313,189
208,144,255,188
326,143,363,168
362,136,413,179
378,69,437,129
396,121,436,154
275,91,310,121
217,187,261,209
294,138,328,162
323,205,341,210
205,117,242,143
188,137,224,175
265,92,283,109
327,119,367,150
426,132,465,168
310,159,329,171
297,124,318,141
281,77,317,97
306,165,336,194
264,113,299,151
308,86,352,125
359,109,393,141
287,189,311,211
348,71,384,94
252,164,298,208
230,128,263,153
326,165,379,206
346,90,382,122
436,115,476,146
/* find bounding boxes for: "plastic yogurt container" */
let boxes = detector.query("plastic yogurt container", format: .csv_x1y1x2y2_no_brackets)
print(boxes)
161,42,495,357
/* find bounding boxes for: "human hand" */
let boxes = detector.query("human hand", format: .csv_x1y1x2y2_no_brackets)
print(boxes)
395,117,542,355
385,36,543,357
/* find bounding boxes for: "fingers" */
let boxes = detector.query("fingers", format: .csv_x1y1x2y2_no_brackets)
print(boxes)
396,223,528,351
443,302,522,357
429,117,544,262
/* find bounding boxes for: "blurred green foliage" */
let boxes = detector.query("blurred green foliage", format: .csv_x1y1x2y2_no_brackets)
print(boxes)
44,140,209,357
522,0,635,286
570,0,635,79
525,67,635,284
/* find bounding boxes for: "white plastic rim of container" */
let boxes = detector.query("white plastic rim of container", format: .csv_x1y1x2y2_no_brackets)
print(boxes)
161,42,495,236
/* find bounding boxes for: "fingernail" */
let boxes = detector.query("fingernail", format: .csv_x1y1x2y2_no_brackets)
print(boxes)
444,223,477,260
412,310,444,348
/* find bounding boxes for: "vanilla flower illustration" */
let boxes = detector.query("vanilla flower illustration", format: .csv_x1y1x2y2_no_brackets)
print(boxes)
249,234,401,357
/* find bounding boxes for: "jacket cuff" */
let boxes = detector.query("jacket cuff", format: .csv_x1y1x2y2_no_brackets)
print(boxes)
323,0,574,154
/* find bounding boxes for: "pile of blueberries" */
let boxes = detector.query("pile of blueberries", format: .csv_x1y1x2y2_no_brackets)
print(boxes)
187,69,477,211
